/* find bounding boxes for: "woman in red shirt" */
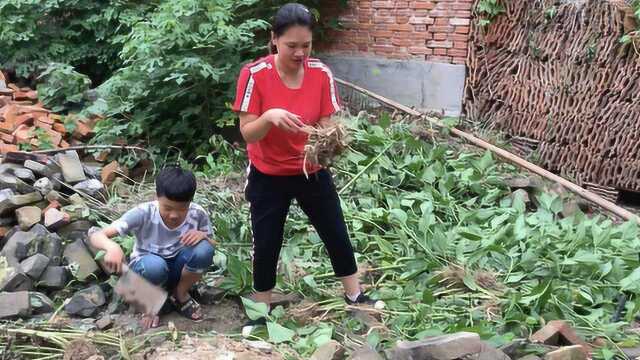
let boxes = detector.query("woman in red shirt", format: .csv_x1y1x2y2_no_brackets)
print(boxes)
233,3,374,320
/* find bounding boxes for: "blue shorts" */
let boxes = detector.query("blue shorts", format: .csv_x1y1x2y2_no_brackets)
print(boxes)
129,240,214,289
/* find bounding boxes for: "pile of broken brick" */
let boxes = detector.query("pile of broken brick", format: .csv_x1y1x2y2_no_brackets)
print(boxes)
0,71,96,154
0,149,127,324
377,322,593,360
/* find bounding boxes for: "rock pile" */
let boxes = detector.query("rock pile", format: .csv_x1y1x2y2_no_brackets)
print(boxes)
0,149,118,320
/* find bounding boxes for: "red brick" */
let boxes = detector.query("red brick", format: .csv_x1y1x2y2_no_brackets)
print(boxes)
434,18,450,26
372,30,393,38
450,33,469,41
388,23,414,31
427,40,453,48
35,120,53,130
14,114,34,127
448,48,467,57
453,41,467,49
412,1,435,10
0,122,15,134
408,46,432,55
434,32,448,40
434,48,448,55
73,120,93,139
429,9,451,17
450,18,470,26
374,15,394,23
1,133,14,143
428,25,454,33
409,16,434,25
36,113,55,125
0,143,18,154
372,44,395,53
372,1,394,8
410,32,432,40
531,320,592,357
392,37,413,46
453,10,471,18
452,2,472,10
52,122,66,135
455,26,470,34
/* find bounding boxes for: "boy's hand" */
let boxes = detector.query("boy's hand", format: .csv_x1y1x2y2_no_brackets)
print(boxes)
180,230,208,246
104,243,125,274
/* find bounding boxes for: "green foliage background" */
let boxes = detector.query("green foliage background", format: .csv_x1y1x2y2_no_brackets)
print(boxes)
0,0,340,161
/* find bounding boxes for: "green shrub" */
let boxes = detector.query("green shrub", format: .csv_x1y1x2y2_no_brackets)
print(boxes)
0,1,155,82
37,63,92,112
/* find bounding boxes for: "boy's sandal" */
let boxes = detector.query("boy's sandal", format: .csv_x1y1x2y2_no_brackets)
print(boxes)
159,297,175,315
175,296,203,321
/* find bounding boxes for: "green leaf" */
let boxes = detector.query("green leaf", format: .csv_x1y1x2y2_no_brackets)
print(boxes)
459,229,483,241
241,297,269,321
94,250,106,261
303,275,318,289
389,209,408,224
514,215,528,240
601,348,616,360
312,326,333,347
378,112,391,129
621,267,640,292
462,274,479,291
267,321,295,343
422,289,435,304
270,305,286,320
512,191,526,213
476,150,494,171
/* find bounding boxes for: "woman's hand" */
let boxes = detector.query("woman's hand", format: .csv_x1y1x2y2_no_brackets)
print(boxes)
265,108,304,133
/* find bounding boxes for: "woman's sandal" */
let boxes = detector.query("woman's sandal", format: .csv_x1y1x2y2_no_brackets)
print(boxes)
174,296,204,321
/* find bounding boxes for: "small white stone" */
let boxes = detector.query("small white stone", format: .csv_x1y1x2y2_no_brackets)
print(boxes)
374,300,386,310
242,325,254,338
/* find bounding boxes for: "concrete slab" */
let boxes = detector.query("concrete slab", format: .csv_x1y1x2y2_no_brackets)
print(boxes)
320,55,466,116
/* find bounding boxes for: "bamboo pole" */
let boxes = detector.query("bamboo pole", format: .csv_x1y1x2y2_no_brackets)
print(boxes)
335,77,640,222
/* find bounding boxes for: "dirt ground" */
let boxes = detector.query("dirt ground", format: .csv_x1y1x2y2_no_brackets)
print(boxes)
131,299,283,359
159,298,246,333
145,335,284,360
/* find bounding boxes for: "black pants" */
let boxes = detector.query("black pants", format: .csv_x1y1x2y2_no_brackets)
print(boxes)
245,165,358,292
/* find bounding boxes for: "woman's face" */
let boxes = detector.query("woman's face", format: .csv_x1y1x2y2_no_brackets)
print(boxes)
272,25,313,69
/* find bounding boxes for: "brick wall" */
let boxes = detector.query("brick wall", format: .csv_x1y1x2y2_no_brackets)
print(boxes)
317,0,473,64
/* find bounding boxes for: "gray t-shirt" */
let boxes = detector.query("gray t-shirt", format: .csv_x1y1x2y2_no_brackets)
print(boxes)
113,201,213,260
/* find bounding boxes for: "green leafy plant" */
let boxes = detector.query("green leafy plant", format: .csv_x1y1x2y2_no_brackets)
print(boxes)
88,0,270,159
33,128,54,150
621,1,640,56
476,0,505,26
0,1,156,81
545,6,557,20
37,63,92,113
203,114,640,357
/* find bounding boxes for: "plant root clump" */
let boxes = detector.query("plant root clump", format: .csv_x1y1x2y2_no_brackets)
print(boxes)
303,121,349,176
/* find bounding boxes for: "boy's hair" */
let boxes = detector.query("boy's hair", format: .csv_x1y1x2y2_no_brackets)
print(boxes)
155,166,197,202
